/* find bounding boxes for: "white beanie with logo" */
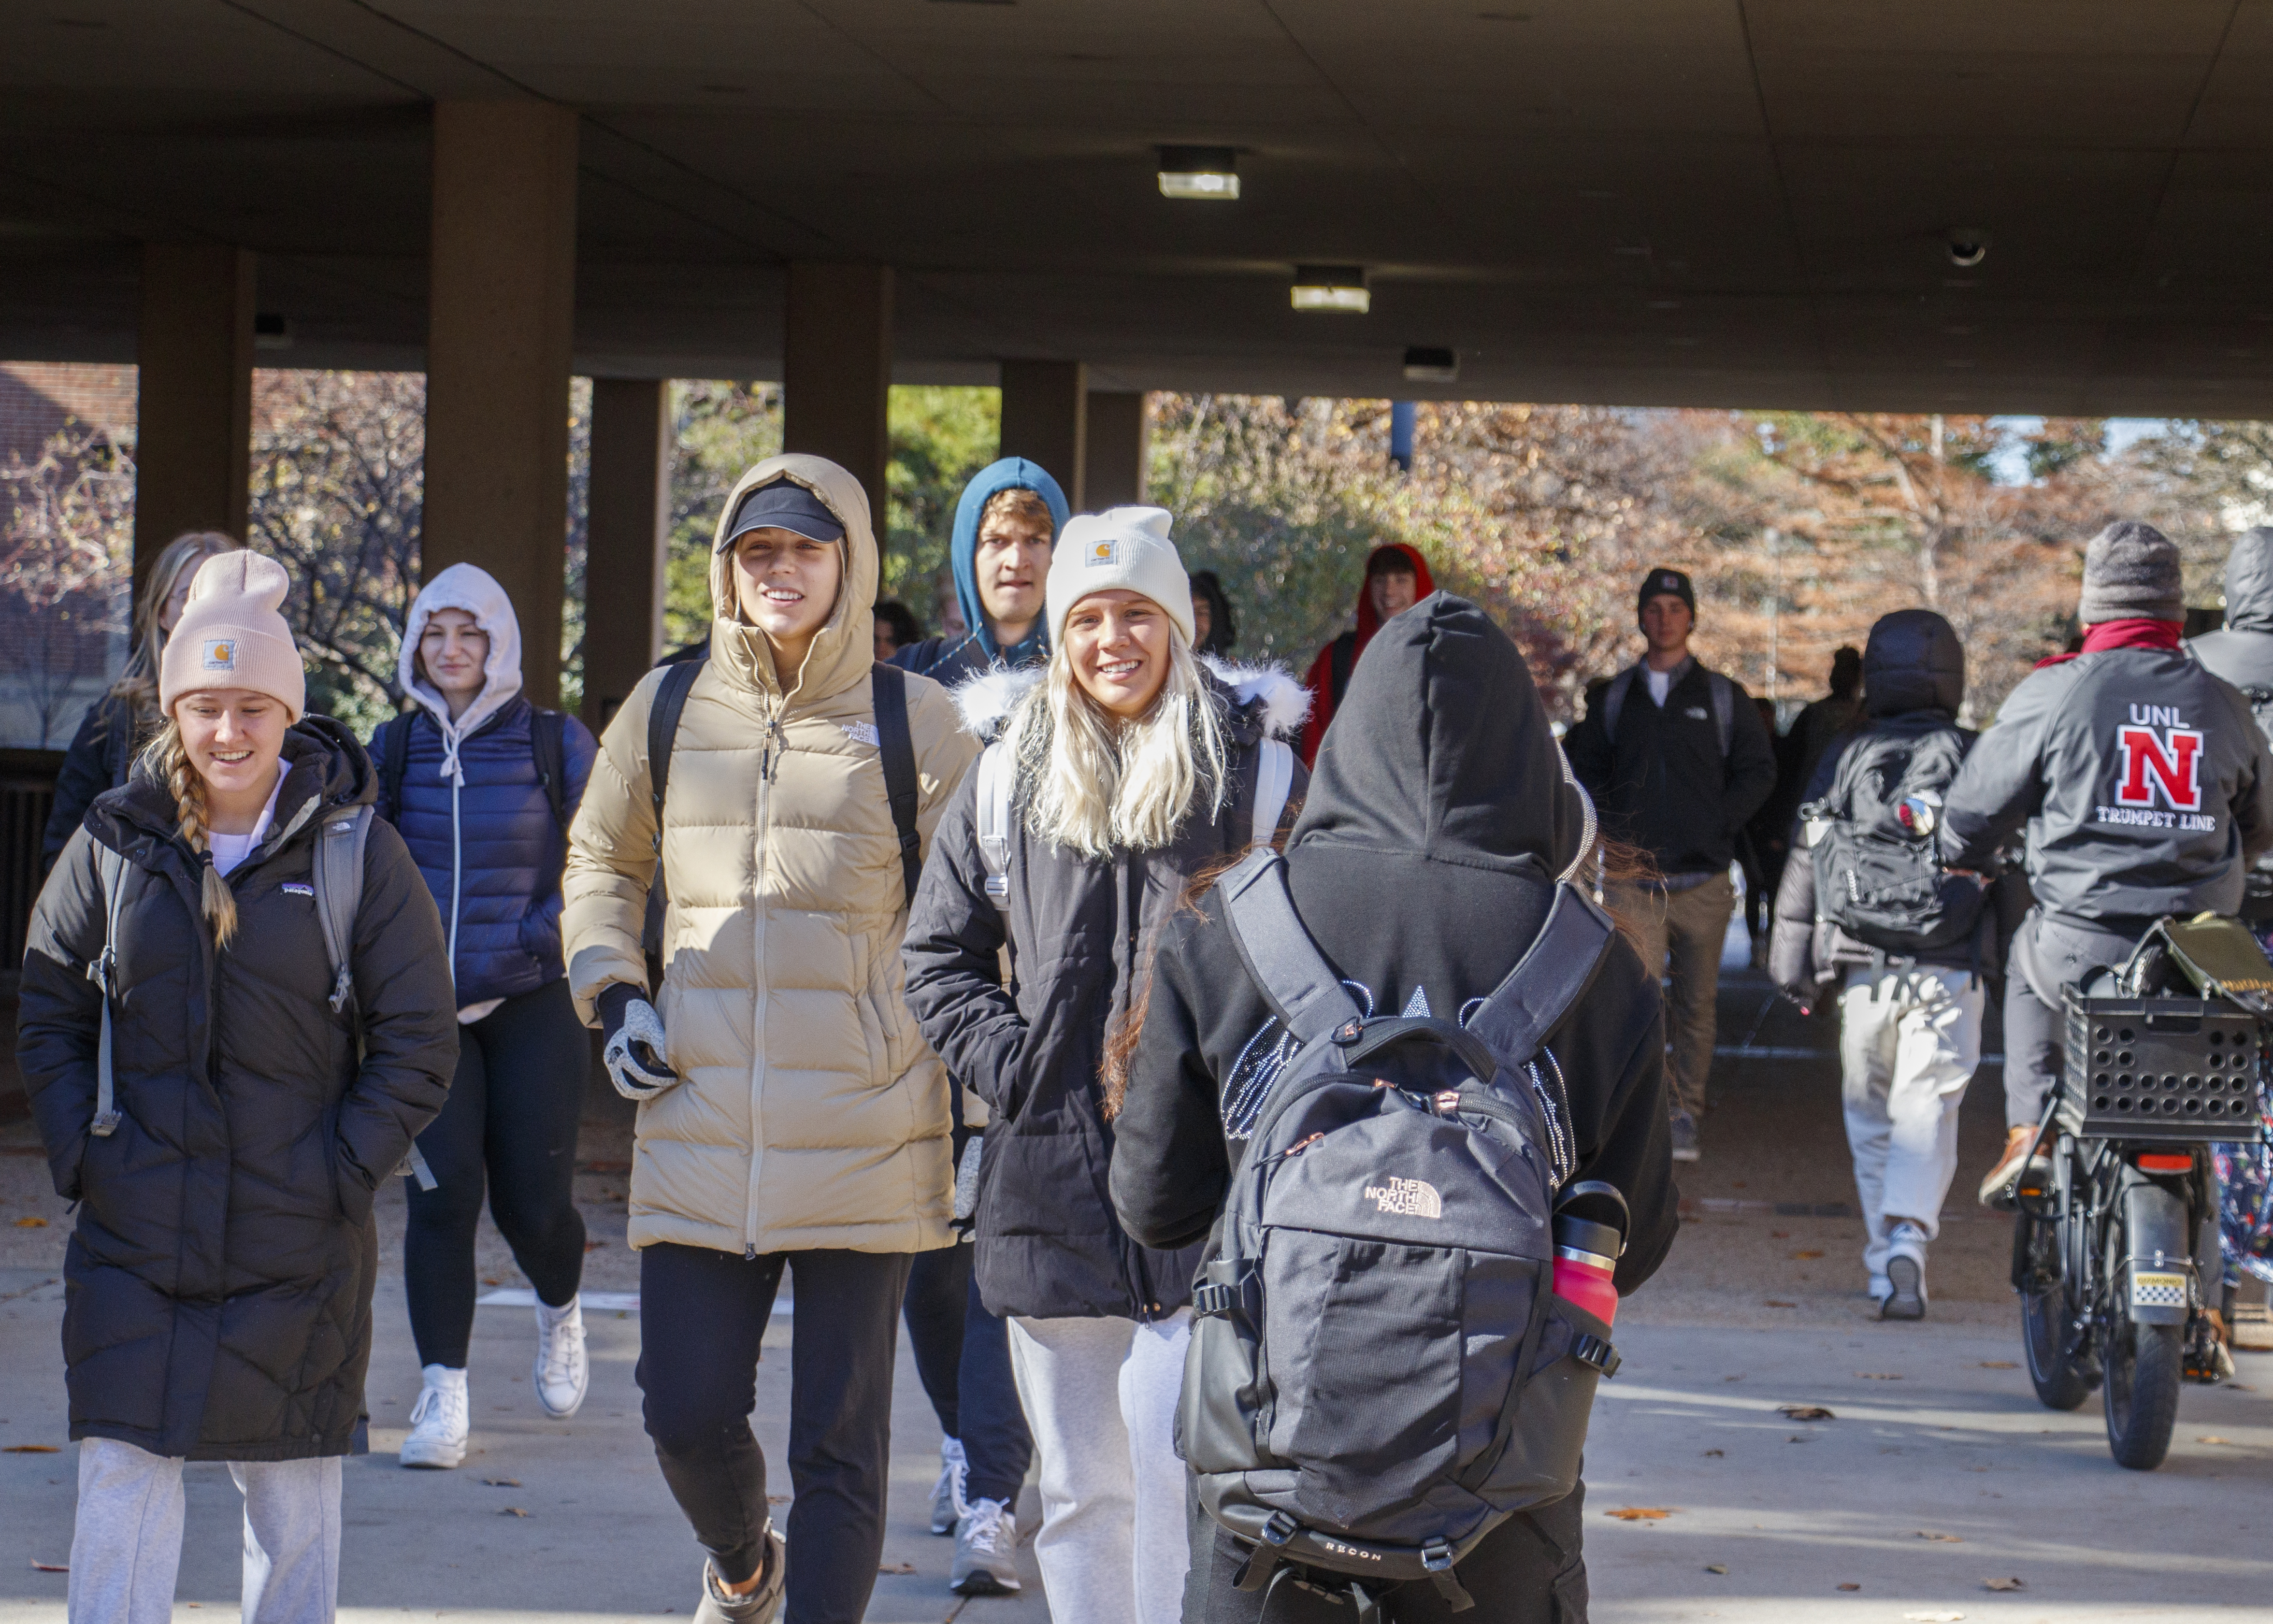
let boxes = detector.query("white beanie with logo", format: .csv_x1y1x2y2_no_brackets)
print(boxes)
158,550,306,722
1047,506,1194,648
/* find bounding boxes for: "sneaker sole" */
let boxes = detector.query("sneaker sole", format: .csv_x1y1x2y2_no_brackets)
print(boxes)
536,1386,588,1421
399,1445,466,1470
1882,1257,1925,1321
1670,1145,1701,1163
930,1519,958,1537
951,1572,1021,1596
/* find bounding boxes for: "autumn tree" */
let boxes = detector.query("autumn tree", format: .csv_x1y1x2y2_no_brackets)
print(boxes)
0,422,133,746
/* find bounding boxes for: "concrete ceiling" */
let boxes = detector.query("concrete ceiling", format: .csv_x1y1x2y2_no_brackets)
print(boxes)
4,0,2273,414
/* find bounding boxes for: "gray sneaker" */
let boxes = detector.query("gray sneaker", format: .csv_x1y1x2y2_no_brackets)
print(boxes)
951,1496,1021,1596
1882,1225,1927,1321
1669,1109,1701,1163
929,1437,966,1536
695,1530,785,1624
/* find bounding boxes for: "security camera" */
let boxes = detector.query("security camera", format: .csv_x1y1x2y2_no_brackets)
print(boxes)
1945,229,1991,269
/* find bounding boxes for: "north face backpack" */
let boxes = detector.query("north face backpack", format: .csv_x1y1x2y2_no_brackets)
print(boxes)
1799,721,1983,959
1182,848,1627,1618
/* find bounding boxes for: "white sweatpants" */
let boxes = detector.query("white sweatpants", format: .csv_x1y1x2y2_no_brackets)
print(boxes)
68,1437,343,1624
1839,964,1985,1285
1006,1310,1192,1624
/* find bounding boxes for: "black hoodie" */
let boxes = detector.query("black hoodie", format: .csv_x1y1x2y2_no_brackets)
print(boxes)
1109,595,1679,1295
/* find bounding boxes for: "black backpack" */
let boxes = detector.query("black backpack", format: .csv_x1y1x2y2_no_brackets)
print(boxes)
1800,721,1983,957
1183,848,1626,1618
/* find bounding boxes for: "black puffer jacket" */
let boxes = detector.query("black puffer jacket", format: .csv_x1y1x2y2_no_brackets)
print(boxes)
18,717,457,1462
901,659,1309,1322
41,692,147,872
1110,595,1679,1296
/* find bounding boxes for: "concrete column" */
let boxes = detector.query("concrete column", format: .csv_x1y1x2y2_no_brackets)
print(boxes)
423,101,579,707
583,378,672,732
783,263,893,521
1082,390,1150,511
999,361,1088,509
134,242,254,596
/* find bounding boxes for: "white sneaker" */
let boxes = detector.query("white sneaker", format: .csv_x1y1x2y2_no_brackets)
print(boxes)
400,1364,469,1468
951,1496,1021,1595
534,1295,589,1419
1882,1223,1928,1322
929,1437,967,1536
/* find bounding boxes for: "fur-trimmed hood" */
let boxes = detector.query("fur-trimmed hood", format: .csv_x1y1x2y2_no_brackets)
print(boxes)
948,654,1310,745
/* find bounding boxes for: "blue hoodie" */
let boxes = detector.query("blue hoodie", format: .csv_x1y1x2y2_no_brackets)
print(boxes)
893,457,1071,682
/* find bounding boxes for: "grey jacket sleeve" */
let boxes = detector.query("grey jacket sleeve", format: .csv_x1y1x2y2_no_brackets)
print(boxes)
1721,679,1779,831
1941,670,2058,873
899,769,1026,1117
2218,683,2273,864
1767,843,1820,996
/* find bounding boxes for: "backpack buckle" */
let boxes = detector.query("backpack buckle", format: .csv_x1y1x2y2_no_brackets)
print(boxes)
1421,1538,1455,1573
1261,1510,1299,1547
1573,1333,1621,1378
1192,1281,1237,1319
1334,1019,1363,1044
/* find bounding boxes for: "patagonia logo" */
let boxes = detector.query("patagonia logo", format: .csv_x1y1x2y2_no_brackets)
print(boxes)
1362,1175,1442,1219
281,881,314,898
842,721,879,747
1085,537,1121,568
201,639,238,671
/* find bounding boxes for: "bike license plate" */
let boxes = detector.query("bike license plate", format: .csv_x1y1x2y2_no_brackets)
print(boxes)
2131,1270,2187,1310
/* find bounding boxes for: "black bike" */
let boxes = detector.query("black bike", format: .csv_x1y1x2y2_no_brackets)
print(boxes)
2014,962,2264,1470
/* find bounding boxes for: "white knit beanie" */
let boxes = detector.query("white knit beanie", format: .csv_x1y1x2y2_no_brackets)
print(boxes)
158,551,305,722
1047,507,1194,647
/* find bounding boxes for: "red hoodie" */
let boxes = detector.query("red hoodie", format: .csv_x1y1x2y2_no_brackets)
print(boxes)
1299,543,1436,765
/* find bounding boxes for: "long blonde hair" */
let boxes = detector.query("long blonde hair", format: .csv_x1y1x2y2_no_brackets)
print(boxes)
143,719,240,948
112,532,237,719
1011,628,1231,858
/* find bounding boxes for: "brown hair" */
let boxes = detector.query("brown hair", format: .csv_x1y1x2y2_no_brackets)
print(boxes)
978,488,1055,538
146,719,240,948
112,532,239,723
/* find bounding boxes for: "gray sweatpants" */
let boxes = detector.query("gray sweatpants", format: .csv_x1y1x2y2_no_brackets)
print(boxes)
69,1437,343,1624
1839,964,1984,1289
2003,909,2144,1128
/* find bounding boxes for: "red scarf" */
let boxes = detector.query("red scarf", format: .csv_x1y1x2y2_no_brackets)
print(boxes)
2034,618,2182,669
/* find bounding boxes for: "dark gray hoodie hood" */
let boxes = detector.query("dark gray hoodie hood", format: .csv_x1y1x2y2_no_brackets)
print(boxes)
1863,607,1965,719
2225,528,2273,635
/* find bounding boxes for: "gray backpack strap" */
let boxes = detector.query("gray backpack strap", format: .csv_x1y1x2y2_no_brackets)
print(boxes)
974,739,1016,908
1709,671,1735,758
88,845,128,1138
1601,666,1636,743
1462,882,1618,1067
315,805,373,1015
1218,849,1362,1046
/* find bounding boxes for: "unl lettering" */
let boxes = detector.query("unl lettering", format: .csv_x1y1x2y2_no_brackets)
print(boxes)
2115,724,2203,812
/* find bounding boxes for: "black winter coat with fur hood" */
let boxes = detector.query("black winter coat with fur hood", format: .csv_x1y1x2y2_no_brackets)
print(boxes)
901,657,1309,1323
18,716,457,1462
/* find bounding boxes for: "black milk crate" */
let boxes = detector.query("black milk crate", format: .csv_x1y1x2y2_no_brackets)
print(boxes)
2060,992,2269,1143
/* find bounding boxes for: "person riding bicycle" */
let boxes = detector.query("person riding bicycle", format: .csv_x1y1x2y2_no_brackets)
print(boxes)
1941,522,2273,1208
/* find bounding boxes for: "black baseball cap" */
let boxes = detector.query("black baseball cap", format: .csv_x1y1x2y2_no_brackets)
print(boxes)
719,480,845,552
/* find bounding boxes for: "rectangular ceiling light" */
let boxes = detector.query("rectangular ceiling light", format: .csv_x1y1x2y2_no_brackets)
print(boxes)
1292,265,1368,314
1158,145,1239,201
1402,345,1458,382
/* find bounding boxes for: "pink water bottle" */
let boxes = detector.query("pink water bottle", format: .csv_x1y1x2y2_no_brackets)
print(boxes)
1552,1181,1628,1329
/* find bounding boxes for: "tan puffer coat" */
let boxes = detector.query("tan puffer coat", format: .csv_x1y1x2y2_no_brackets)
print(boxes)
563,454,979,1257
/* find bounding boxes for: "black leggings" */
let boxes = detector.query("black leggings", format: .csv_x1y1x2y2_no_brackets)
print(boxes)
403,978,589,1368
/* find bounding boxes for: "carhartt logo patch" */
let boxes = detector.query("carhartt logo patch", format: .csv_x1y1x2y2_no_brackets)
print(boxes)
1086,537,1121,568
1658,574,1681,592
1362,1175,1442,1219
842,721,879,747
281,881,314,898
201,639,237,670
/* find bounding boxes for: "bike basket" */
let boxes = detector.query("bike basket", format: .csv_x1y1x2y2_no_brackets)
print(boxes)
2059,991,2269,1143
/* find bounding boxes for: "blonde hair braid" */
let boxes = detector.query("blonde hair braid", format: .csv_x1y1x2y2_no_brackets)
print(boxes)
149,720,239,948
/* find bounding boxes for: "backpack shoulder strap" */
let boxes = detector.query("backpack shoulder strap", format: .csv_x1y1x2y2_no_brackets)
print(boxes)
974,738,1016,907
1602,666,1636,743
531,708,569,838
89,844,128,1137
313,805,374,1015
647,657,705,852
870,663,922,907
376,713,412,820
1462,882,1618,1067
1218,848,1363,1046
1327,632,1356,709
1709,671,1735,758
1248,738,1294,849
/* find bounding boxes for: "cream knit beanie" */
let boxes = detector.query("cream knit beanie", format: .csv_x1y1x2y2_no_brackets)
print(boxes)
1047,507,1194,647
158,551,305,721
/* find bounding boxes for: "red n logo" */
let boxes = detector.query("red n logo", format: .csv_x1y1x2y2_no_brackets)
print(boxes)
2116,725,2203,811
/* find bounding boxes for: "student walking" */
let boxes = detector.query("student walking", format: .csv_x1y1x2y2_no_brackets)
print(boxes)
903,505,1309,1624
564,455,976,1624
18,551,458,1623
42,529,238,871
1769,611,1990,1319
370,562,600,1467
1109,592,1678,1623
1564,567,1779,1162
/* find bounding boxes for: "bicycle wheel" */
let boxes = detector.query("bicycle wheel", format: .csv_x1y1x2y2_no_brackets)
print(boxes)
2102,1316,2184,1470
2015,1211,2091,1410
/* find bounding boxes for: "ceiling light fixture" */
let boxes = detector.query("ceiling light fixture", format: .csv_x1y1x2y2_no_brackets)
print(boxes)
1291,265,1368,314
1157,146,1239,201
1402,345,1458,382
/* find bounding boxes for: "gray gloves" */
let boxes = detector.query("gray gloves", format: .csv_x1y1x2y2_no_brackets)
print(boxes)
599,982,678,1101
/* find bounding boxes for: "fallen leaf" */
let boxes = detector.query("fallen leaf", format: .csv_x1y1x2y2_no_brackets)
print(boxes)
1984,1577,2025,1592
1790,1249,1824,1260
1903,1613,1966,1623
482,1277,502,1286
768,1495,791,1505
1769,1228,1788,1237
1837,1581,1860,1591
1778,1405,1835,1421
1603,1507,1675,1521
1701,1449,1724,1457
1978,1360,2017,1369
4,1445,59,1453
2197,1435,2234,1445
13,1218,45,1229
30,1560,66,1572
482,1478,521,1487
1764,1300,1797,1308
878,1562,916,1575
1916,1530,1963,1542
1705,1564,1727,1574
584,1240,608,1251
1858,1372,1903,1380
500,1507,528,1517
1723,1374,1744,1382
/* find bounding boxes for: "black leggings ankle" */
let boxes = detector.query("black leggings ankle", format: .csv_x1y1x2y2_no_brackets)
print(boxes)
403,978,589,1368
